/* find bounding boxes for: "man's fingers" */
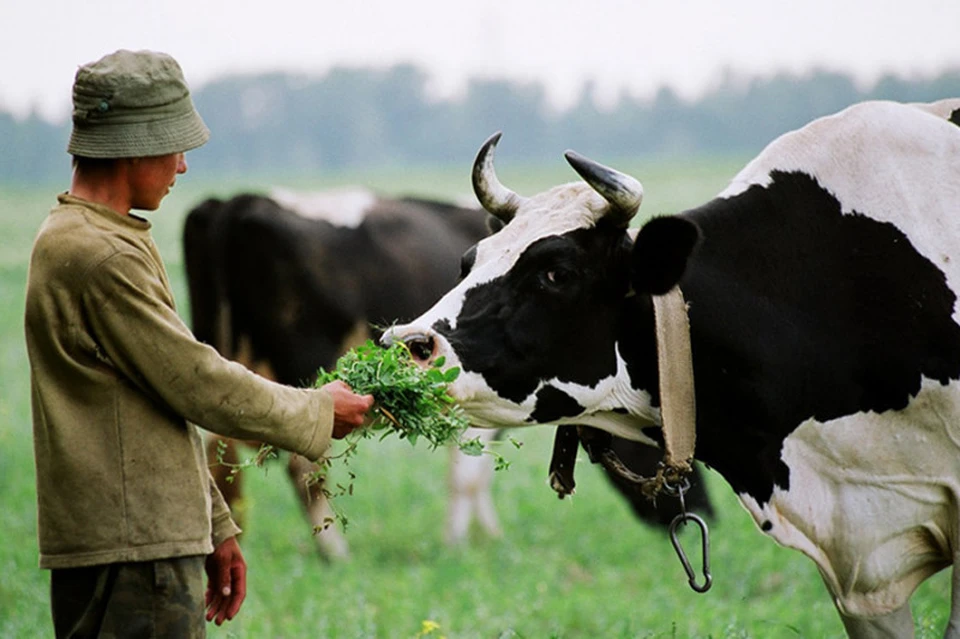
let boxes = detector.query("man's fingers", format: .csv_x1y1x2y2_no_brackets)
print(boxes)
209,597,229,626
225,561,247,620
205,594,222,623
219,561,231,597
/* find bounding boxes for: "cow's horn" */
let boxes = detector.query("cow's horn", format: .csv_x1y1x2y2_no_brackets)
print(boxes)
564,150,644,227
473,132,525,223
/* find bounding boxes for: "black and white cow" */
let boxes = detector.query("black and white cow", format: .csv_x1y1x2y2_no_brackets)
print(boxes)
384,99,960,637
184,188,712,559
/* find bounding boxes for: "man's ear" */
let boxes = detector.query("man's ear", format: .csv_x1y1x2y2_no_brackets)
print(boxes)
631,216,701,295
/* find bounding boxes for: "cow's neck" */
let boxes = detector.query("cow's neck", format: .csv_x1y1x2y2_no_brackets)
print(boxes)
663,173,960,505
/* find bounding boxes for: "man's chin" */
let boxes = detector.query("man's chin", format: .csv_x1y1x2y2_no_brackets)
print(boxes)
132,199,163,212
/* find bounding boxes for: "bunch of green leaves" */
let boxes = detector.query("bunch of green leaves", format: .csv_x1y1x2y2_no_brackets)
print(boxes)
310,340,523,528
315,339,469,449
217,340,519,531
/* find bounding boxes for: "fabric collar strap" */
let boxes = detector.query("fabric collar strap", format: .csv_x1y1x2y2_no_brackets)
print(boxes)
651,286,697,481
592,285,697,499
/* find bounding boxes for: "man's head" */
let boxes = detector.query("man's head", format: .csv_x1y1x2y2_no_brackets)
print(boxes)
68,50,207,212
68,49,208,159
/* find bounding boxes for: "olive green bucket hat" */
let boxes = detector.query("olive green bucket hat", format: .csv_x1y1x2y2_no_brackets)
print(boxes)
67,49,210,158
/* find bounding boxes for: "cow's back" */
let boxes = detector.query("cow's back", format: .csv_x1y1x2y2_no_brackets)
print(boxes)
720,99,960,303
352,197,490,327
185,192,490,386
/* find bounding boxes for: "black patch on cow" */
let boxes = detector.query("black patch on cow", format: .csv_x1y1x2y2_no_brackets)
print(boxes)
678,170,960,503
950,109,960,127
530,385,585,423
435,226,633,403
761,521,773,532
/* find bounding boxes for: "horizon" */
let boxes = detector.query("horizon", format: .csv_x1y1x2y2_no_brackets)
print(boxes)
3,0,958,122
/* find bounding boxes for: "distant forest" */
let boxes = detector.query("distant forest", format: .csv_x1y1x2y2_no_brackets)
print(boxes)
2,64,959,184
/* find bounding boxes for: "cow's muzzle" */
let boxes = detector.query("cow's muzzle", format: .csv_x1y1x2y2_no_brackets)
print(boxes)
381,331,436,364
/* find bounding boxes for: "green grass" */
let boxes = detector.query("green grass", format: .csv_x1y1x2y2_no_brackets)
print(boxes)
0,157,953,638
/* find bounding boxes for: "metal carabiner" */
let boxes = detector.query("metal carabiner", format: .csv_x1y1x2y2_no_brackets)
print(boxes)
662,475,691,499
669,511,712,593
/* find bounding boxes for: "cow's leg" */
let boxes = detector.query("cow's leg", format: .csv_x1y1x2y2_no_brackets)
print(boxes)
834,600,914,639
946,558,960,638
286,452,350,561
206,435,246,531
445,427,501,545
548,425,580,498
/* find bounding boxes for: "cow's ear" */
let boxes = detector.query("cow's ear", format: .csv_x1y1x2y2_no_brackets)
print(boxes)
486,214,506,236
631,216,701,295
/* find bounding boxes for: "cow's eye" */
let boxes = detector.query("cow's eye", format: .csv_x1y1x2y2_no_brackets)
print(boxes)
541,267,572,289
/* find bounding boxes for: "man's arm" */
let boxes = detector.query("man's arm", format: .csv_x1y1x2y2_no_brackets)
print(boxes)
208,469,242,547
83,250,371,459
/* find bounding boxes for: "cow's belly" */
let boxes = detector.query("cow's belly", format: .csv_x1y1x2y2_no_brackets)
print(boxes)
739,377,960,617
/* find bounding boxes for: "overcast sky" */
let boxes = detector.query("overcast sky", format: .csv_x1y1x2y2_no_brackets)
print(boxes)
3,0,959,121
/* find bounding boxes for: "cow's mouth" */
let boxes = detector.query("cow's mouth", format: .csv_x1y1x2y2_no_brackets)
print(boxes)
403,333,436,363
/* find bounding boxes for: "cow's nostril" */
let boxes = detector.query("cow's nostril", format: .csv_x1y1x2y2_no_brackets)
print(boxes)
404,334,435,362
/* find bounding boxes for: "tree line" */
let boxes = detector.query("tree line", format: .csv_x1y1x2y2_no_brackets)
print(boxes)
2,64,959,185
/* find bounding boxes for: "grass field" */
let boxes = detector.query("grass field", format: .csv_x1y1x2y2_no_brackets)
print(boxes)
0,155,953,638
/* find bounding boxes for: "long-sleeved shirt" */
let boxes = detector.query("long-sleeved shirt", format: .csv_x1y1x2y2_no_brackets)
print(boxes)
25,193,333,569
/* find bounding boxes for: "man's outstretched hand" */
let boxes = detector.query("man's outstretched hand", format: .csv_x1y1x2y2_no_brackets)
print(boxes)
321,379,375,439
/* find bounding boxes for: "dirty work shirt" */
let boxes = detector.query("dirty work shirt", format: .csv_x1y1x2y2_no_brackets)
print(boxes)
25,193,334,570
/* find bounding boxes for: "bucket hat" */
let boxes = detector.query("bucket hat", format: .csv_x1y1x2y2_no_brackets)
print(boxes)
67,49,210,158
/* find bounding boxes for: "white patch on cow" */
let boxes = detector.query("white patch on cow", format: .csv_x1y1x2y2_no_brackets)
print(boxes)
909,97,960,121
471,183,608,286
576,412,661,445
719,100,960,321
443,368,538,429
544,346,661,441
739,376,960,618
268,187,378,228
395,183,610,341
431,344,660,444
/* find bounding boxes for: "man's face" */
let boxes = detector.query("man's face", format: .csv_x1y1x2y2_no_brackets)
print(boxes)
127,152,186,211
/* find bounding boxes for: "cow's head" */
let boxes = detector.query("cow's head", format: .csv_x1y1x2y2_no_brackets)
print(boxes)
383,133,699,440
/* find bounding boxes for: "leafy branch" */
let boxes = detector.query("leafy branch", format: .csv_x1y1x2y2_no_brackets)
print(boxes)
215,340,517,532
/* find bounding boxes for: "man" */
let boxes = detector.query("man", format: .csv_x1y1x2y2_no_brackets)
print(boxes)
24,49,375,638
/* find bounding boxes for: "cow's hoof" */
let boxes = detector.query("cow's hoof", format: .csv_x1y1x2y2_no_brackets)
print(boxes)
549,472,575,498
314,524,350,562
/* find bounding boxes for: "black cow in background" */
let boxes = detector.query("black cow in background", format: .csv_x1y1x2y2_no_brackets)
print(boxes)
183,187,713,558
